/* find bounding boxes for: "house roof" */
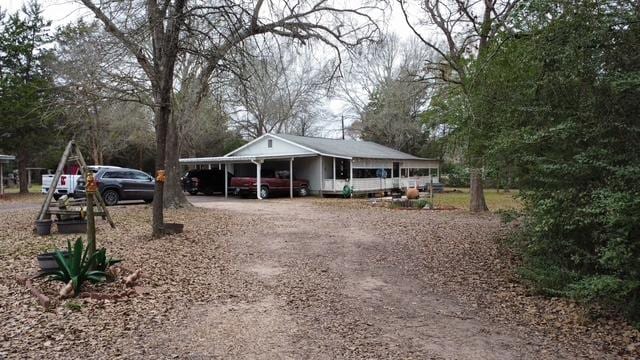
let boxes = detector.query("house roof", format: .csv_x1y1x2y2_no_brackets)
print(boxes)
273,134,426,160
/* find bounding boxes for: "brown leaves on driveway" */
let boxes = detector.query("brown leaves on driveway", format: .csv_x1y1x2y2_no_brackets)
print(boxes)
0,198,638,359
0,205,235,359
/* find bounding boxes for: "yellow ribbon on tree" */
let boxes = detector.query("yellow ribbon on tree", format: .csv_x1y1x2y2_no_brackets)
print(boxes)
156,170,166,183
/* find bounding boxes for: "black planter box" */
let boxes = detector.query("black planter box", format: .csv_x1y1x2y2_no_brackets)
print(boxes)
37,251,70,271
56,219,87,234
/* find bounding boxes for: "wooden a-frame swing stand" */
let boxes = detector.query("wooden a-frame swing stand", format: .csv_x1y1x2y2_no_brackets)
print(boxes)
37,140,115,229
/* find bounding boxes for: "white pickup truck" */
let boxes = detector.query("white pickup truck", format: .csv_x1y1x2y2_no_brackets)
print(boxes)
42,166,121,199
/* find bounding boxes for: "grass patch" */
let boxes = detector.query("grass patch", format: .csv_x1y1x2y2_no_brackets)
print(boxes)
431,188,521,211
2,184,42,194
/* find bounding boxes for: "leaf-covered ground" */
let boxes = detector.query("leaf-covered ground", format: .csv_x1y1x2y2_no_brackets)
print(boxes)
1,197,638,359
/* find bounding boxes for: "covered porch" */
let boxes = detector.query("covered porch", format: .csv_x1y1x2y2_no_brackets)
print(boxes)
320,157,440,194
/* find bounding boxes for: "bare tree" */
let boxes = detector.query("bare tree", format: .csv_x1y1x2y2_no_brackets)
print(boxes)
78,0,382,235
78,0,186,237
53,20,152,164
398,0,520,212
226,40,333,139
339,34,433,153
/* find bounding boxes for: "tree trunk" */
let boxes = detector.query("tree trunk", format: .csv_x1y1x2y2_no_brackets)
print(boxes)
139,146,144,170
17,149,29,194
469,168,488,212
152,93,169,238
163,114,191,208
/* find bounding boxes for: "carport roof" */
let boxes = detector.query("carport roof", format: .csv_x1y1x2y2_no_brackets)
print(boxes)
0,155,15,163
179,153,315,165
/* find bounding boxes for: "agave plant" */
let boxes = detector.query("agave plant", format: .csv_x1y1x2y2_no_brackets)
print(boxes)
94,248,122,272
40,238,109,295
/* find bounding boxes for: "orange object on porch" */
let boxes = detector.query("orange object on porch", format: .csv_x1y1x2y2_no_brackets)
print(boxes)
406,187,419,199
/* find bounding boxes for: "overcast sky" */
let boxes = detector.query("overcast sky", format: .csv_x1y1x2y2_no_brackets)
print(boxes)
2,0,422,138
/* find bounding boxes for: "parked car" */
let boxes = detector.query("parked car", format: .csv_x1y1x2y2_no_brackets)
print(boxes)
42,165,121,199
230,169,309,199
181,169,233,195
76,167,155,205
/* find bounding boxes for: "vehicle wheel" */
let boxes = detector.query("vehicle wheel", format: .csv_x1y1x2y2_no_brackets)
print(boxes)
102,190,119,206
53,194,60,201
259,186,269,199
188,190,198,195
298,186,309,197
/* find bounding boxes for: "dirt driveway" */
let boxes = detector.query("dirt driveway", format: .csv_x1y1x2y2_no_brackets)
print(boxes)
148,197,631,359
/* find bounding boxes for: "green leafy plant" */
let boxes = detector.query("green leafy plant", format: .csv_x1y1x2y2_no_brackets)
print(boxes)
94,248,121,272
65,301,82,312
40,238,108,295
495,209,522,223
414,198,432,209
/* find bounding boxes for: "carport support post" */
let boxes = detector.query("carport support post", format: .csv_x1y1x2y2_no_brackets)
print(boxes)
319,156,323,197
224,163,228,199
256,161,262,200
289,158,293,199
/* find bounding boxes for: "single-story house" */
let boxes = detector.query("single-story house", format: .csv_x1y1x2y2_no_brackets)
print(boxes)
0,154,16,196
179,133,440,199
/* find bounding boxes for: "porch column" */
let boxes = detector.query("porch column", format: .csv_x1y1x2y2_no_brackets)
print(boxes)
349,159,353,192
208,164,211,170
224,163,228,199
332,157,336,192
0,163,4,196
218,163,221,170
289,158,293,199
256,161,262,200
437,166,440,182
28,170,31,188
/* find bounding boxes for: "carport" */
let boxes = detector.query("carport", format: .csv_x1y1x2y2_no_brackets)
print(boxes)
179,154,315,199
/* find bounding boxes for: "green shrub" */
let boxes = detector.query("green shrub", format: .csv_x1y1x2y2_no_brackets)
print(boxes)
414,198,432,209
440,163,469,188
495,209,522,223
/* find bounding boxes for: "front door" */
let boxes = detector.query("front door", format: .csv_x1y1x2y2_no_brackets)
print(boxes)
392,162,400,189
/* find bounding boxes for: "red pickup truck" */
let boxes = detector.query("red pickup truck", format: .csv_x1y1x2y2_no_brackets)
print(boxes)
231,169,309,198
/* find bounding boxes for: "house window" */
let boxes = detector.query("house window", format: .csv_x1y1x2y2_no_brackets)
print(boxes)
267,139,273,148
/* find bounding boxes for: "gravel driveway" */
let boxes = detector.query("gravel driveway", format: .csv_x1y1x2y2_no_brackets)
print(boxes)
148,197,636,359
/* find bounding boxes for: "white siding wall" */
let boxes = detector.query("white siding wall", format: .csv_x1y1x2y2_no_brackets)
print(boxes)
293,156,321,194
233,136,314,157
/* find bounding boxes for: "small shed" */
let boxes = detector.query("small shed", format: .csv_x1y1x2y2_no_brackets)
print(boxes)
0,155,16,196
179,134,440,198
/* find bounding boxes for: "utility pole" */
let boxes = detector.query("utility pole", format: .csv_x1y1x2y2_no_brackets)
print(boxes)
341,115,345,140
